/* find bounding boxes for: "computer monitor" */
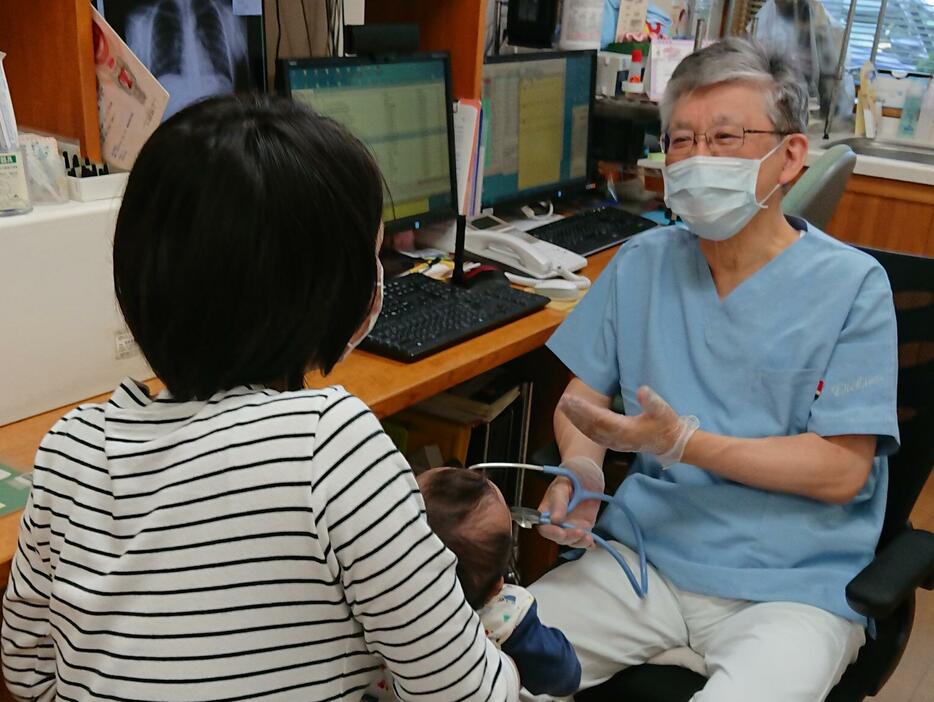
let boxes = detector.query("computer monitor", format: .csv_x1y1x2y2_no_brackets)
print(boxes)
95,0,268,121
280,54,458,234
481,50,596,209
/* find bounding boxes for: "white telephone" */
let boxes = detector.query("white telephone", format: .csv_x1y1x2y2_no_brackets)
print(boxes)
465,214,588,279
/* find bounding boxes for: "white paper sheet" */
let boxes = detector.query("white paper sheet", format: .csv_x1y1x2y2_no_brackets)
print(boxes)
91,8,169,171
646,39,695,102
453,99,481,216
616,0,651,39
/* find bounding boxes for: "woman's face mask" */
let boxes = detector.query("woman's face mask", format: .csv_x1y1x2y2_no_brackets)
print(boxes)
662,139,787,241
341,260,383,361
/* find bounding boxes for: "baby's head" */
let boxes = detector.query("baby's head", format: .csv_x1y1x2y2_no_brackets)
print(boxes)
417,468,513,609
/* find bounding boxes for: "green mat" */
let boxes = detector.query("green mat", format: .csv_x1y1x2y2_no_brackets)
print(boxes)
0,464,31,516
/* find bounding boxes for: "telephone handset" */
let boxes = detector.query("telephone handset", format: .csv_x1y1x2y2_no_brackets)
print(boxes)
465,215,587,279
467,229,557,277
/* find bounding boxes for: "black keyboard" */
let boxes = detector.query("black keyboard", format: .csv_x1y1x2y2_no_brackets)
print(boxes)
360,274,549,362
529,206,658,256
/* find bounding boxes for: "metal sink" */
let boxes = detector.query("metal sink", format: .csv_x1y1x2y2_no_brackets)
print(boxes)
823,137,934,166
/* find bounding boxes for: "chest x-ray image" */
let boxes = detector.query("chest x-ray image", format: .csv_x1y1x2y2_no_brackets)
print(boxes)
97,0,265,120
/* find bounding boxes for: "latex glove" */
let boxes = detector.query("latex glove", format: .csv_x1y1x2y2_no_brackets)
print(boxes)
559,386,699,468
536,456,604,548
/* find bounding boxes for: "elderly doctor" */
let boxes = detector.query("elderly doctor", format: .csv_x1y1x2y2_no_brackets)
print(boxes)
530,37,899,701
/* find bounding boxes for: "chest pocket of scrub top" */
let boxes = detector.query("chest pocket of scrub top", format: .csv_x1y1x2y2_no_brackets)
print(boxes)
752,368,820,434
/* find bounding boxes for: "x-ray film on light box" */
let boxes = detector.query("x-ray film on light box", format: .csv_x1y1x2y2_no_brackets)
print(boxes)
96,0,267,120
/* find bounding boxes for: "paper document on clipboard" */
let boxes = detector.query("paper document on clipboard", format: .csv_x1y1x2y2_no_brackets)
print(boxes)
453,99,483,216
91,8,169,170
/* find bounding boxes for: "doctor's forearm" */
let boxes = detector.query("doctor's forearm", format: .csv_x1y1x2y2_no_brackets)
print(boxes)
681,430,876,504
555,407,607,468
554,378,610,467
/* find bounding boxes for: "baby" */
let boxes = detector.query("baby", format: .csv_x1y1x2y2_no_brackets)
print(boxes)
418,467,581,697
363,467,581,701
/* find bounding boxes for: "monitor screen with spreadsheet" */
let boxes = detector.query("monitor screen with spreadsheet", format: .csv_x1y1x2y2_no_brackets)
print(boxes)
481,50,596,209
281,54,458,233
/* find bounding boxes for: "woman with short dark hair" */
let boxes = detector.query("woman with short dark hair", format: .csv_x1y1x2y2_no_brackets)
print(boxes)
2,95,519,701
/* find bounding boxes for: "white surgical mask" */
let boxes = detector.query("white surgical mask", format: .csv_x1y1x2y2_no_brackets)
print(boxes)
662,139,786,241
341,261,383,361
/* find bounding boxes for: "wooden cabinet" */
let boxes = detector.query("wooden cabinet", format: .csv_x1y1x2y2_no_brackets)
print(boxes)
366,0,487,99
825,175,934,257
0,1,487,160
0,1,101,160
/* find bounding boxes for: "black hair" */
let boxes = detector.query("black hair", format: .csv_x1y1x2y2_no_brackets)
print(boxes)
420,469,513,609
113,94,384,400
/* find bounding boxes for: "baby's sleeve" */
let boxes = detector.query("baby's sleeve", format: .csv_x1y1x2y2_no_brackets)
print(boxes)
481,586,581,697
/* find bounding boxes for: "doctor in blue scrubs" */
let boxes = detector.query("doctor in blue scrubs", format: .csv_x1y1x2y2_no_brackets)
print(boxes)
529,37,899,701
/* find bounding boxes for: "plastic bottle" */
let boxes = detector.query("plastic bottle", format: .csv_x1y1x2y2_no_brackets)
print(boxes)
624,48,644,91
558,0,605,50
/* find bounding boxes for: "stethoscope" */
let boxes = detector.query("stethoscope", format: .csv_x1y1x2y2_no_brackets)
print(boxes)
469,462,649,598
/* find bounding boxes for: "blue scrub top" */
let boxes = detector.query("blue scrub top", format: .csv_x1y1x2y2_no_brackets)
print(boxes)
547,218,899,623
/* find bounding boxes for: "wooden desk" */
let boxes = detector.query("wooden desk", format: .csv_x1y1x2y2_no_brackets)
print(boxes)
0,248,616,582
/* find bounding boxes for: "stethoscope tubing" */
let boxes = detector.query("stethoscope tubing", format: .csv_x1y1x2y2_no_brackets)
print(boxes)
470,462,649,597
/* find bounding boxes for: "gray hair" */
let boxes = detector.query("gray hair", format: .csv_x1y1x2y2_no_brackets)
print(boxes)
659,37,809,135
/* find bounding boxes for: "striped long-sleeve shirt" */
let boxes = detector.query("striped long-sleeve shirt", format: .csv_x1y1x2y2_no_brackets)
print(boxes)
2,380,519,702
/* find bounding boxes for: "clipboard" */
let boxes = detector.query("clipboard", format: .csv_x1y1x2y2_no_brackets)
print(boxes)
453,99,484,216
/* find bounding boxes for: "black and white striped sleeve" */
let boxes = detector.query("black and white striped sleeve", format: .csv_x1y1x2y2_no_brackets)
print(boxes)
2,470,57,701
310,391,519,702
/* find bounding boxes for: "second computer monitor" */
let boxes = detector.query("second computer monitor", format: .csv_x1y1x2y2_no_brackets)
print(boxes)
481,50,596,209
280,54,458,233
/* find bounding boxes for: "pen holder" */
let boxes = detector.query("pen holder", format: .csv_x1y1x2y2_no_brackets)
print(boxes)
67,171,129,202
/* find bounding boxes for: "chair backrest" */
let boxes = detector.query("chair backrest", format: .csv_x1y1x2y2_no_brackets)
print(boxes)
783,145,857,230
860,247,934,547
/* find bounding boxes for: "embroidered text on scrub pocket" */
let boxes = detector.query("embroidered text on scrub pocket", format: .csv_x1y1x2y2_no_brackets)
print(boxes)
825,374,885,398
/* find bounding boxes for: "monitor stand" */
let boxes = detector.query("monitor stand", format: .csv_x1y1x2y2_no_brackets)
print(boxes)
452,214,467,286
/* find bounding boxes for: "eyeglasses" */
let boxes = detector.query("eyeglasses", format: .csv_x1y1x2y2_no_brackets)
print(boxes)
664,126,791,156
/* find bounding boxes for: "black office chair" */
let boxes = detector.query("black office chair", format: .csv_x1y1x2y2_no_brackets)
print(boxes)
548,247,934,702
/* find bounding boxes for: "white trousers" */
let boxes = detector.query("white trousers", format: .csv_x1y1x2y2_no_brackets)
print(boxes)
524,542,865,702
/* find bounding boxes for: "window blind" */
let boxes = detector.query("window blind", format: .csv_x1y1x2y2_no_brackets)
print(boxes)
745,0,934,73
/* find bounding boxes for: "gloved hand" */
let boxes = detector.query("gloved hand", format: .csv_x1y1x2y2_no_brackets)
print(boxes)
536,456,604,548
559,386,699,468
